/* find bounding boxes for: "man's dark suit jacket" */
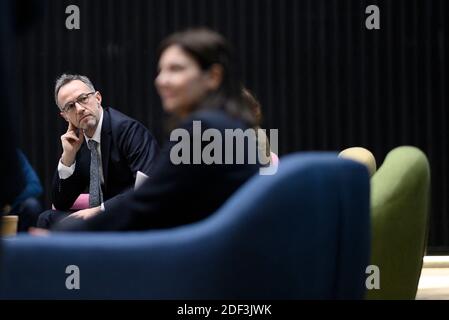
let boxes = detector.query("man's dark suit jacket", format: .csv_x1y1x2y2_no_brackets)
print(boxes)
53,109,262,231
52,107,159,211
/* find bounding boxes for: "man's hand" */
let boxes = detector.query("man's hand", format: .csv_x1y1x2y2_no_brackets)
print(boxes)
69,206,101,220
61,122,84,166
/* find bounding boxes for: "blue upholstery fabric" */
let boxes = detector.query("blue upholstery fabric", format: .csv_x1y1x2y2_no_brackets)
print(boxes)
0,153,370,299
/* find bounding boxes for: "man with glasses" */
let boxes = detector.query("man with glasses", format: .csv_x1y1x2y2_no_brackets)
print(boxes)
36,74,159,228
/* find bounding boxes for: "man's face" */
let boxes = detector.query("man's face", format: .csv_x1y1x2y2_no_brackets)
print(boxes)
58,80,102,132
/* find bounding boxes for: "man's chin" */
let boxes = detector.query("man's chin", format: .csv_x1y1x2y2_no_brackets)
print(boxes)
78,121,96,132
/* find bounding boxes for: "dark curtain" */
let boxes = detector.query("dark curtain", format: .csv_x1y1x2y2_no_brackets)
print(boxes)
15,0,449,250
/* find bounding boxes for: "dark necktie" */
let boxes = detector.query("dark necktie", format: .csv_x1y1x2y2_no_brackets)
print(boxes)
88,140,103,207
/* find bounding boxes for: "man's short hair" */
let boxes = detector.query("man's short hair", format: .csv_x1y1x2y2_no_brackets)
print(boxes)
54,74,96,109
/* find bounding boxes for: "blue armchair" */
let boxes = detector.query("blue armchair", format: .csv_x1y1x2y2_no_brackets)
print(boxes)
0,153,371,299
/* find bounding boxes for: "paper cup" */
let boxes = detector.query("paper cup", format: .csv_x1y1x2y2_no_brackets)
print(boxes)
1,215,18,236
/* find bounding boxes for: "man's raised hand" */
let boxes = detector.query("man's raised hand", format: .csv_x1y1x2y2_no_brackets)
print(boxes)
61,122,84,166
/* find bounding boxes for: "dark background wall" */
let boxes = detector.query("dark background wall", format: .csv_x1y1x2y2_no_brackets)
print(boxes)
13,0,449,250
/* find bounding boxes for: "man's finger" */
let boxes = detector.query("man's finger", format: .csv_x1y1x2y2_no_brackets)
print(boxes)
64,130,82,141
67,122,77,133
63,134,80,143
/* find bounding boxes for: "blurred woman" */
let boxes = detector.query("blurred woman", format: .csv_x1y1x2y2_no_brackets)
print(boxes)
53,28,261,231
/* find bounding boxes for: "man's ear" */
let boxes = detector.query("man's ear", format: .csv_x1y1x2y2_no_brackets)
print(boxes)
206,64,223,91
95,91,102,107
60,112,69,122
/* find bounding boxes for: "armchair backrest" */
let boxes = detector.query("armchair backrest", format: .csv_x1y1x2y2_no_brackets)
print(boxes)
367,146,430,299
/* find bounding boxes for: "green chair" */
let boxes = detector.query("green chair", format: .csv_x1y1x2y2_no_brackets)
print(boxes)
367,146,430,299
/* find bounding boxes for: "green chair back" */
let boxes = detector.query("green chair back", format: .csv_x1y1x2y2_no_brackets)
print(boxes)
367,146,430,299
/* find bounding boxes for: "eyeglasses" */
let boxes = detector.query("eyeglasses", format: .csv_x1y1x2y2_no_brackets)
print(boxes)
61,91,96,113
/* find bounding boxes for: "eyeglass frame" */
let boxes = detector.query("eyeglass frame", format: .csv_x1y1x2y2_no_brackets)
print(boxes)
60,91,97,113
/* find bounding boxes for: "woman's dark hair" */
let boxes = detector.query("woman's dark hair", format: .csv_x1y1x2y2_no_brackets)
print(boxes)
157,28,255,126
241,87,262,128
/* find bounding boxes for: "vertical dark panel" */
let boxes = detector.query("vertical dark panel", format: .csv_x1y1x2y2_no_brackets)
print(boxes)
305,0,314,149
317,0,326,149
385,0,394,153
330,0,341,149
359,0,367,147
438,0,449,244
291,0,300,149
372,1,381,159
278,0,288,152
264,0,274,141
424,1,437,244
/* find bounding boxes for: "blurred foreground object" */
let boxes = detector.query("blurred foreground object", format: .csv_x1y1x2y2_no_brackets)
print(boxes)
339,147,377,177
0,153,370,299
